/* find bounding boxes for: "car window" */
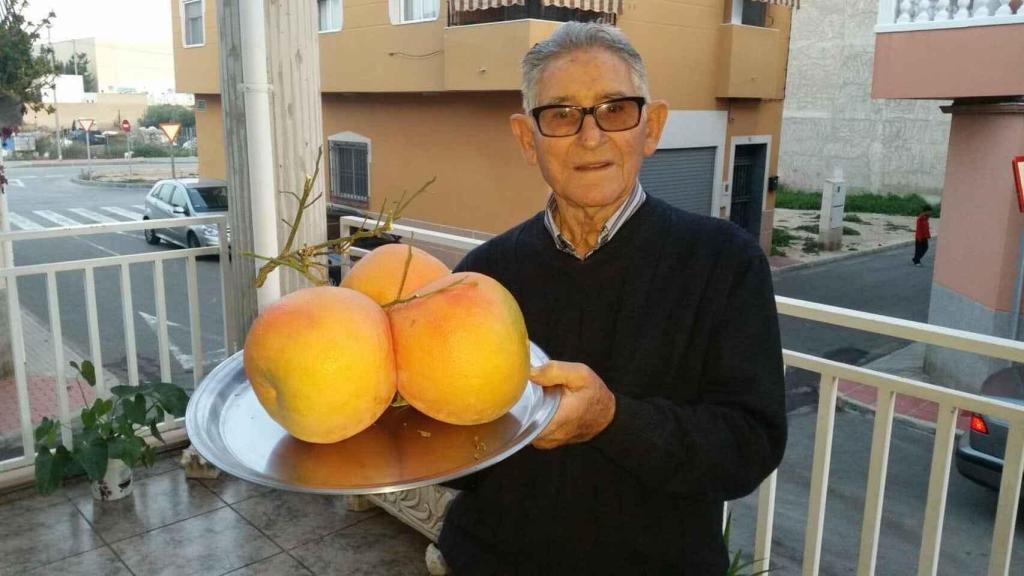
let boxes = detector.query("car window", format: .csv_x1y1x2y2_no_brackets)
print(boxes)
187,186,229,213
171,187,187,208
157,183,174,203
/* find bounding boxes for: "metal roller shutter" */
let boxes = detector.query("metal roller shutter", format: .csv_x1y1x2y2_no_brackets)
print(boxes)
638,147,717,216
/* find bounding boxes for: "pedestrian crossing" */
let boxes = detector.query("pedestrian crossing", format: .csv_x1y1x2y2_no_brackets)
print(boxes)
6,205,148,231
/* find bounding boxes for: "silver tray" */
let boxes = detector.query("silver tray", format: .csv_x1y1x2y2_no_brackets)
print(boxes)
185,342,559,495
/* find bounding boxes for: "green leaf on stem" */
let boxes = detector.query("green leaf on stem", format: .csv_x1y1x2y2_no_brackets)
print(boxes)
73,439,108,483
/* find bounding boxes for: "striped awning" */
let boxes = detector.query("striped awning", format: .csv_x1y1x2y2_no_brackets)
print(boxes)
753,0,799,8
451,0,624,14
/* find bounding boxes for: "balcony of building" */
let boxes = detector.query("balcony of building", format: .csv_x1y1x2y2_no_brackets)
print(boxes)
872,0,1024,99
1,215,1023,574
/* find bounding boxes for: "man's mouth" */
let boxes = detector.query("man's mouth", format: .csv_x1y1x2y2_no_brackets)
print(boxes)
574,162,613,172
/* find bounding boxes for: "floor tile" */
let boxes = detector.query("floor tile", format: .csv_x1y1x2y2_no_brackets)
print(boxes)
0,486,69,518
224,552,314,576
72,469,224,542
290,514,429,576
232,490,377,549
24,546,132,576
200,473,272,504
0,500,103,576
111,506,281,576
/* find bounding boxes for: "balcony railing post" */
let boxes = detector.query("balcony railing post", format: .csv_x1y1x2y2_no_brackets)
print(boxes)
879,0,900,25
916,403,958,576
802,373,839,576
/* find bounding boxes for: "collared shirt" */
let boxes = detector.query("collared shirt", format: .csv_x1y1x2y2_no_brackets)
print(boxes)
543,182,647,260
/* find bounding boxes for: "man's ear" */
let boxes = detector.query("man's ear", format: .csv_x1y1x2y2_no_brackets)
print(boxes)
642,100,669,157
510,113,539,166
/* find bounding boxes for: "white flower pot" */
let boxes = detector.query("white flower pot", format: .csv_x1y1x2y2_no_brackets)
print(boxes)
91,458,134,501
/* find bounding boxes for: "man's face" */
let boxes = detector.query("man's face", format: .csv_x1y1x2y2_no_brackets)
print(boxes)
511,48,668,212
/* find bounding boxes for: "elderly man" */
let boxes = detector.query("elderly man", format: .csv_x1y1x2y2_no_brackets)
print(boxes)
438,22,787,575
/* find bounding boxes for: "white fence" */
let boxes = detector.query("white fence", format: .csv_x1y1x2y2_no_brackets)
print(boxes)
0,215,233,474
1,214,1021,574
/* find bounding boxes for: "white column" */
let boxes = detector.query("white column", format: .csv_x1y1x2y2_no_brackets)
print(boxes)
954,0,971,19
994,0,1013,16
934,0,952,19
879,0,899,25
914,0,934,22
972,0,992,18
898,0,915,22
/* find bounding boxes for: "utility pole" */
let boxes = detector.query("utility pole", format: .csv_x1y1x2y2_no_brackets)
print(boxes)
265,0,326,296
220,0,326,342
47,25,62,161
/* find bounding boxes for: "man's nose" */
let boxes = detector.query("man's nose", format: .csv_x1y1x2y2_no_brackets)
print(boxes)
576,114,605,147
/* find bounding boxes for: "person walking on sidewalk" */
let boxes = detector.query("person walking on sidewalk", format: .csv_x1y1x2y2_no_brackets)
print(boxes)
913,205,932,266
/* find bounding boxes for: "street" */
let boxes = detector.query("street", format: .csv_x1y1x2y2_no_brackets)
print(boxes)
2,159,223,389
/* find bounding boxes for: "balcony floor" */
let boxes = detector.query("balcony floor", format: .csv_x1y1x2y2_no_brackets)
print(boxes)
0,451,430,576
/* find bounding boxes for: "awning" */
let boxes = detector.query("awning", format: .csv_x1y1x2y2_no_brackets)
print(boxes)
753,0,799,8
451,0,624,14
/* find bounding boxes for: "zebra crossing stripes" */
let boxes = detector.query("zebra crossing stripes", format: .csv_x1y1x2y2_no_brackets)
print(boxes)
101,206,144,220
6,212,45,231
68,208,119,224
33,210,81,228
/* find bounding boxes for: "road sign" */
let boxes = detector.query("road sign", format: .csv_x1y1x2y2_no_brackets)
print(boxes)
78,118,94,132
159,122,181,144
1014,156,1024,214
121,119,131,133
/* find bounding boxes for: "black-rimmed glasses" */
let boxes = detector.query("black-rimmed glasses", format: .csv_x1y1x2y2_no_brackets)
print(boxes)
530,96,647,137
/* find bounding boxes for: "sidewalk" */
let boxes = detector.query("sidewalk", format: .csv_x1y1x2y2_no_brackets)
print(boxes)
836,343,971,433
0,310,121,454
4,157,197,169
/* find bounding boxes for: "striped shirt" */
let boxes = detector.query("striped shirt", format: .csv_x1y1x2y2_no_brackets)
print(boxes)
543,182,647,260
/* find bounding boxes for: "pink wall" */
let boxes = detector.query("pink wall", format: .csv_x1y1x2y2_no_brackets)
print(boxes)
872,24,1024,100
933,105,1024,312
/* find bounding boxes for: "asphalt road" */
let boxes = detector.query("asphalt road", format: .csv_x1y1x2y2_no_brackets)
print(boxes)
3,159,222,387
772,244,936,411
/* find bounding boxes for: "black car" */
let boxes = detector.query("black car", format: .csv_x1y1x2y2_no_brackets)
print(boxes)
955,365,1024,494
68,129,106,145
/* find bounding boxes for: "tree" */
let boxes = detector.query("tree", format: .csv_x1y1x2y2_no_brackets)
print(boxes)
139,104,195,130
0,0,55,130
57,52,97,92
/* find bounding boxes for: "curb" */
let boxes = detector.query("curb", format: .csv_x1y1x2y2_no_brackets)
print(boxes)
771,239,918,276
70,177,154,190
836,393,965,438
5,157,198,169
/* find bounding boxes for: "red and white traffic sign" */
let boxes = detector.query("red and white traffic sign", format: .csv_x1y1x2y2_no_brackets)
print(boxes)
121,119,131,133
78,118,94,132
159,122,181,144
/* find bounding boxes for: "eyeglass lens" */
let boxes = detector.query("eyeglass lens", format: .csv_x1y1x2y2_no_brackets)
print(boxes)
537,99,642,137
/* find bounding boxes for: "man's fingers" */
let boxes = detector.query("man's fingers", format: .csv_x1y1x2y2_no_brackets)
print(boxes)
529,360,587,390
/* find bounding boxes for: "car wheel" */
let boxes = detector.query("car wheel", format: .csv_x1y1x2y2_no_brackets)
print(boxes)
143,219,161,245
187,232,201,249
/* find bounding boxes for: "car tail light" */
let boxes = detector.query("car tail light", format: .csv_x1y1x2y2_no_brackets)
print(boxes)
970,413,989,435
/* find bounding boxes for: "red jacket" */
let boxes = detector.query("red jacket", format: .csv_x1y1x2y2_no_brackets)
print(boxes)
916,214,931,241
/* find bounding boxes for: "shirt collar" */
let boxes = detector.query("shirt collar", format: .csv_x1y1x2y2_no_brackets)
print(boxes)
543,182,647,260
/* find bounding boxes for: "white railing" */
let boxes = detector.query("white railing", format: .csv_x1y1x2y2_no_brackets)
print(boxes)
342,216,1024,576
877,0,1024,32
0,216,235,475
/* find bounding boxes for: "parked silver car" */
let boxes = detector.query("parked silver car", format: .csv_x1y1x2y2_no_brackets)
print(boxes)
955,365,1023,494
143,178,229,248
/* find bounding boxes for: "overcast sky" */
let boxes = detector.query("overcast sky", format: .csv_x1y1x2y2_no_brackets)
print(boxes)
24,0,172,45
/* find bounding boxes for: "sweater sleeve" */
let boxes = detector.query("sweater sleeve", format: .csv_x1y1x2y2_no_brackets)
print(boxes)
589,241,788,501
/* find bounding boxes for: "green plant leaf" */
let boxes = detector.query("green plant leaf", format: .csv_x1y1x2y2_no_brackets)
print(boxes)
34,446,67,494
124,393,147,425
151,383,190,417
141,445,156,468
149,421,164,443
80,360,96,387
110,385,136,398
34,417,59,448
81,405,96,429
72,439,108,483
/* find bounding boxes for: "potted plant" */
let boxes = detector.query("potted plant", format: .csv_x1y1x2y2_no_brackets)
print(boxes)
33,360,190,501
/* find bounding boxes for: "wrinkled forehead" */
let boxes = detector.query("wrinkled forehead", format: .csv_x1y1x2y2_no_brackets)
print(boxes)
534,48,638,107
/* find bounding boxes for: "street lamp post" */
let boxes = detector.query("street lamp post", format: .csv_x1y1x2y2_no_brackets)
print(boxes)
47,25,62,161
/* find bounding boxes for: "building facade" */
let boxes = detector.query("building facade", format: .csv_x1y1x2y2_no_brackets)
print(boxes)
779,0,950,197
871,1,1024,391
46,37,177,96
171,0,796,253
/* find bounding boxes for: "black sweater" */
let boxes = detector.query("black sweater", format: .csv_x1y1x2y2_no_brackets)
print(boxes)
438,197,787,575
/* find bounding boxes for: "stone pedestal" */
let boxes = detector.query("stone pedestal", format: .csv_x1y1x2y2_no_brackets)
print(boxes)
925,101,1024,392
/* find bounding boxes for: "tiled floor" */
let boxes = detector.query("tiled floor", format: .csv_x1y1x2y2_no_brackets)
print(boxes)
0,451,430,576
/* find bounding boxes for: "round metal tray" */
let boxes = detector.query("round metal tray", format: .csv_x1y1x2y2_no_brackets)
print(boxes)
185,342,559,495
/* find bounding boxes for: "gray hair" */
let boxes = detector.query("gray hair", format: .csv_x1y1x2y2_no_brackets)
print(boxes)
521,22,651,112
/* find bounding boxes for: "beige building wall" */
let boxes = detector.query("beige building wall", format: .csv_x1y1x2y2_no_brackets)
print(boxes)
171,0,221,94
195,94,226,179
22,93,149,131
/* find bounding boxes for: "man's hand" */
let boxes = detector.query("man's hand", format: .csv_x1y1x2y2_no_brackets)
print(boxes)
529,361,616,449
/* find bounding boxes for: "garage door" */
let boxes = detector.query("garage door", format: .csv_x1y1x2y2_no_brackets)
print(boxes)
638,147,717,216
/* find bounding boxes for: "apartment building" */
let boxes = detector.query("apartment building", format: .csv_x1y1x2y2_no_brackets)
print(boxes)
171,0,795,252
